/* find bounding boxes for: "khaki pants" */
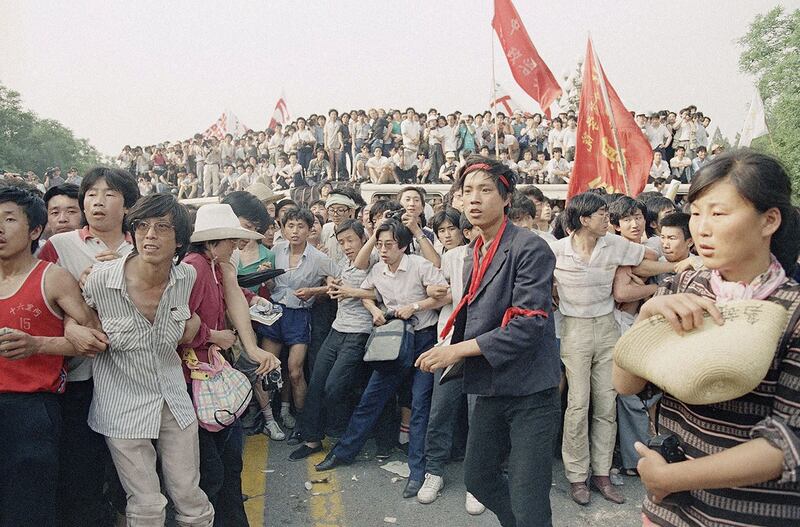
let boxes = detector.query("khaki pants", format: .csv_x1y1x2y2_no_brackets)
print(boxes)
560,313,620,483
203,164,220,197
106,404,214,527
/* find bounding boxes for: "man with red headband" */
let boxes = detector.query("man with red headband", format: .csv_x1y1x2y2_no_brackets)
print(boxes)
417,156,561,527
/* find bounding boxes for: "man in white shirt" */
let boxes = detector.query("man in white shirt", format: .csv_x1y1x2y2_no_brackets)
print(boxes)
549,192,656,506
546,147,570,184
562,116,578,162
649,151,671,181
366,147,393,184
324,110,343,178
548,118,566,156
645,114,671,156
441,114,459,154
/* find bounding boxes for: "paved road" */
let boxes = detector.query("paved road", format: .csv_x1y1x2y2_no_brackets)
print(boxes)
242,435,647,527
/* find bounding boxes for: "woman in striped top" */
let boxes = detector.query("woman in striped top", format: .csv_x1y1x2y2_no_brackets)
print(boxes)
614,150,800,527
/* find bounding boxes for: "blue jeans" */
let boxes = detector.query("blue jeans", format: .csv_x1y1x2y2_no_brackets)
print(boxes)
424,368,467,476
332,326,436,481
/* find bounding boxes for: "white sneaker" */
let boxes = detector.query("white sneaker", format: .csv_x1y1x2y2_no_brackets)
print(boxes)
263,420,285,441
465,492,486,515
416,473,444,504
281,411,296,429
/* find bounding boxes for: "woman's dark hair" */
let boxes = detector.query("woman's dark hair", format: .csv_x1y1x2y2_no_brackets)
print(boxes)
375,218,412,253
127,194,192,262
0,187,46,253
659,211,691,241
222,191,272,234
79,167,140,231
520,185,545,202
430,207,461,233
334,219,366,240
282,207,315,228
454,155,517,212
564,191,607,232
687,149,800,274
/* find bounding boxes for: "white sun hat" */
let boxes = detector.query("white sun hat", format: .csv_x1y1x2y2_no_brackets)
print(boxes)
613,299,789,405
190,203,264,243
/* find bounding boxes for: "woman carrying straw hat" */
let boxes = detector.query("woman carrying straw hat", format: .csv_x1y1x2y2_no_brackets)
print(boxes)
180,203,281,526
613,150,800,527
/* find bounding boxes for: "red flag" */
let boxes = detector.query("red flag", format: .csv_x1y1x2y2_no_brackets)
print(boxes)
203,113,227,140
492,0,561,118
569,39,652,198
267,93,290,130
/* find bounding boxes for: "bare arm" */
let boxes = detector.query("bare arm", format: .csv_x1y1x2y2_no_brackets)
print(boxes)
613,266,658,303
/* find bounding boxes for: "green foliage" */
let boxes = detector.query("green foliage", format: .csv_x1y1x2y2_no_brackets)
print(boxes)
0,83,101,177
738,6,800,200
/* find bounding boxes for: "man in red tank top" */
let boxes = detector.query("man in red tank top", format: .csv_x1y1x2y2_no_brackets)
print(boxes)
0,187,105,527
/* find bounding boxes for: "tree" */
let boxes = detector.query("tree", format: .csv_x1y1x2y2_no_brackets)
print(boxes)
0,83,102,178
738,6,800,199
557,59,583,113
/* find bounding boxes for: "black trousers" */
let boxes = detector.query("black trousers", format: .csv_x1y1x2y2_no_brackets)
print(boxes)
0,392,61,527
198,423,247,527
57,380,114,527
464,388,560,527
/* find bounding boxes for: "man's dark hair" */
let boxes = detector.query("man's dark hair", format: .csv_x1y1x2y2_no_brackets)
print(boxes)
508,194,537,222
643,195,677,235
274,198,298,223
369,199,403,223
609,196,647,227
552,147,563,155
659,211,691,240
520,185,545,202
79,167,140,231
696,146,707,154
430,207,461,233
127,194,192,262
375,218,412,253
454,155,516,209
222,191,272,234
0,187,46,253
334,219,366,239
309,199,326,210
398,186,426,203
282,207,315,228
330,186,366,208
564,191,607,232
43,183,79,207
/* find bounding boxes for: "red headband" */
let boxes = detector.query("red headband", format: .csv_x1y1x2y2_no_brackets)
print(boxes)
462,163,510,189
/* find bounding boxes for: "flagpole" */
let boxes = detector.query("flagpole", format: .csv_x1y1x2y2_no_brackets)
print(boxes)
588,35,631,195
491,8,500,158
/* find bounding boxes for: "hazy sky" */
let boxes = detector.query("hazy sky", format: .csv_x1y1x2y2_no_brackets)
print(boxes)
2,0,797,156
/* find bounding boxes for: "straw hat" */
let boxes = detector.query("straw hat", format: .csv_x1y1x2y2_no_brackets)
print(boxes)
245,182,283,203
190,204,264,243
613,299,789,405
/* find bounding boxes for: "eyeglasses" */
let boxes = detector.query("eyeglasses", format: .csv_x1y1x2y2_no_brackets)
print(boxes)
328,206,351,216
133,220,175,234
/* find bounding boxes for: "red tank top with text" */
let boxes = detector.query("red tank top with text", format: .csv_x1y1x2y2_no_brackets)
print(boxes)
0,261,66,393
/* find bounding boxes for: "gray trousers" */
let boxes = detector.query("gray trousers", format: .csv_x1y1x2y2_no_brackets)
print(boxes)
424,368,467,476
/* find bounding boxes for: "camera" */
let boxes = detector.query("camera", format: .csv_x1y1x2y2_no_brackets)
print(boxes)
647,434,692,506
261,368,283,392
385,209,405,221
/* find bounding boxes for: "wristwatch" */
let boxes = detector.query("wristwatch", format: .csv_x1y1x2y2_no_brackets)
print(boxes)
412,303,420,312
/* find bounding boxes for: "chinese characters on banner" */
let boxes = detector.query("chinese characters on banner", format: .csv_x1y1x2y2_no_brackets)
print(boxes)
569,39,652,199
492,0,561,118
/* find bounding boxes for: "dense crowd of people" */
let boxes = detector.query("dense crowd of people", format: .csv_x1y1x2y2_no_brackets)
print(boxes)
96,105,720,200
1,143,798,527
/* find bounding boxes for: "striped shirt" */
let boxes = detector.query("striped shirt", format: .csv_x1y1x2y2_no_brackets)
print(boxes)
83,255,198,439
644,270,800,527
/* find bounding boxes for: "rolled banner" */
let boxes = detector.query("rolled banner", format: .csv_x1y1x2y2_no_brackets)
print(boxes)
236,268,287,288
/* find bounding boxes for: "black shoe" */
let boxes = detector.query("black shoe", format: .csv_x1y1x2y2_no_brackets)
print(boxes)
289,443,323,462
287,430,303,446
315,452,351,472
403,479,423,498
375,443,393,460
397,442,409,456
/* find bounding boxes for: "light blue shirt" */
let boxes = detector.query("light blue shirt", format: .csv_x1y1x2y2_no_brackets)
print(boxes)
270,241,340,309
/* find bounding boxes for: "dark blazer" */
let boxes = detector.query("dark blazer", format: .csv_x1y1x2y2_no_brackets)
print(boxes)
454,222,560,397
